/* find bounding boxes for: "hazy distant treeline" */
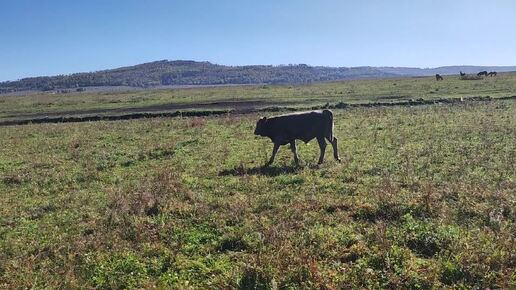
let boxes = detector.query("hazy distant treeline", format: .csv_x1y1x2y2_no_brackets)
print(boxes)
2,60,515,93
0,60,392,93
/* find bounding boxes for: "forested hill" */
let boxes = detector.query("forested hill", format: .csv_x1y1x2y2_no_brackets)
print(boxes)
0,61,393,93
1,60,516,93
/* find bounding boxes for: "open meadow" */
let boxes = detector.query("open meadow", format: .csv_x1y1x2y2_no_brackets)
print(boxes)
0,76,515,289
1,72,515,121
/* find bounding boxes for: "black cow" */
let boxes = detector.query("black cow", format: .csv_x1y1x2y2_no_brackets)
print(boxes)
460,71,466,77
477,71,488,77
254,110,340,166
436,74,444,81
488,71,497,77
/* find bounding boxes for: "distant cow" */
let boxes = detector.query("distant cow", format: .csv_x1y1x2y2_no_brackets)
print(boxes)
488,71,497,77
436,74,444,81
460,71,466,77
477,71,488,77
254,110,340,166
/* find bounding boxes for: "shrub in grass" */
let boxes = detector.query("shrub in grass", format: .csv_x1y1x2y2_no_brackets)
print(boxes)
89,253,148,289
440,259,466,286
106,169,191,221
238,266,273,290
399,214,458,257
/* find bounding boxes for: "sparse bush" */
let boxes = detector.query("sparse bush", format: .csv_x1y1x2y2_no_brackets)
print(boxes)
440,259,466,286
352,201,413,222
1,170,30,186
106,169,192,228
399,214,458,257
68,138,81,161
218,235,248,252
238,267,273,290
187,116,207,128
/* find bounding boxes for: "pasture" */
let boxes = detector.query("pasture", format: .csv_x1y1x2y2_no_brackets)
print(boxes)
1,72,515,121
0,76,515,289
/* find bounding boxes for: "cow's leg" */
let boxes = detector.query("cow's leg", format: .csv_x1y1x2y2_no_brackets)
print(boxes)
290,140,300,166
266,143,280,166
317,136,327,164
327,136,341,162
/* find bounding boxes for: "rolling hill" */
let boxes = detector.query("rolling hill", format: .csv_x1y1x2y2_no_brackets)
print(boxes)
1,60,515,93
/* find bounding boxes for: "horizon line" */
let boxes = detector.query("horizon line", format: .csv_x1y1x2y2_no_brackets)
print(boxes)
2,60,516,83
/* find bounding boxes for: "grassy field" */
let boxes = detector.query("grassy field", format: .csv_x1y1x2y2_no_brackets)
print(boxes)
0,95,514,288
1,73,515,119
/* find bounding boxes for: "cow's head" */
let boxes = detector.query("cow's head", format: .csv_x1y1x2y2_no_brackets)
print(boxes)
254,117,267,136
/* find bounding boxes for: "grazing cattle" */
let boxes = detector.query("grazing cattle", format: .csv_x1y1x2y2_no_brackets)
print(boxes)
436,74,444,81
477,71,488,77
254,110,340,166
488,71,497,77
460,71,466,77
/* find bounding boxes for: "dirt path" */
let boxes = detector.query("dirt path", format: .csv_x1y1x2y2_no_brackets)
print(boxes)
8,100,288,119
1,96,513,127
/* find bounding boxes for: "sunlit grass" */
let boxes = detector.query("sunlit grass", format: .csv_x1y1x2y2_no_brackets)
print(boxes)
1,100,514,288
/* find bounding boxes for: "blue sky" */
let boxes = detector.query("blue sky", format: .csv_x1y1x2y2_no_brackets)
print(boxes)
1,0,516,81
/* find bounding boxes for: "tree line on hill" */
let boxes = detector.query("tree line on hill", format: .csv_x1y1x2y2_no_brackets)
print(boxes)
0,60,393,93
1,60,515,93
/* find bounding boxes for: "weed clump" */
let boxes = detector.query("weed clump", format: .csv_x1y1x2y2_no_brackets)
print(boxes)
399,214,457,257
217,236,248,252
1,170,30,186
238,266,273,290
106,169,192,221
88,253,148,289
187,117,207,128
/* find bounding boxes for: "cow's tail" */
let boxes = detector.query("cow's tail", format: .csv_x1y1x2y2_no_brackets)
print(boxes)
323,109,334,141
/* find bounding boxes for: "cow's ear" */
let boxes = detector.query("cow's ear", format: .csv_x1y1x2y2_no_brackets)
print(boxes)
261,117,267,120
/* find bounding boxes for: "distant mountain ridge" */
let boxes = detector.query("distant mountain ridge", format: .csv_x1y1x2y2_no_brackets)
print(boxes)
1,60,515,93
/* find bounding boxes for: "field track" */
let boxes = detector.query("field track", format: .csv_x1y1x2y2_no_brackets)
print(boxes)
1,95,514,127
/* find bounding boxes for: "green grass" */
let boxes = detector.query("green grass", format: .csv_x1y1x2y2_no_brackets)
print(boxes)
1,73,515,119
1,100,514,289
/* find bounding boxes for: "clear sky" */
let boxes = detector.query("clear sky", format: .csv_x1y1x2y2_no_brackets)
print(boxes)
1,0,516,81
